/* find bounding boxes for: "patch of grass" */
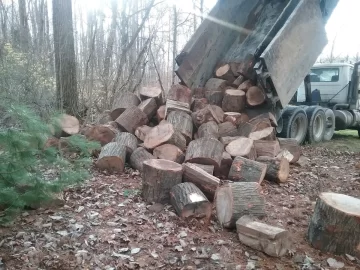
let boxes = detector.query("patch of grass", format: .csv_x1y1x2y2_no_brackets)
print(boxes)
317,129,360,152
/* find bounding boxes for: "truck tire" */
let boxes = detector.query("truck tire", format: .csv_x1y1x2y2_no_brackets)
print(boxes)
323,109,335,141
278,106,308,144
305,106,326,143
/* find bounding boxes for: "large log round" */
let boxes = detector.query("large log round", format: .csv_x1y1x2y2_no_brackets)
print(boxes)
115,106,148,134
110,92,141,120
228,156,267,183
166,111,193,143
153,144,185,164
225,137,255,159
84,125,117,146
167,84,192,105
197,121,219,139
96,142,127,173
278,138,301,164
55,114,80,137
256,156,289,183
129,147,155,172
113,132,138,157
246,86,266,106
222,89,246,112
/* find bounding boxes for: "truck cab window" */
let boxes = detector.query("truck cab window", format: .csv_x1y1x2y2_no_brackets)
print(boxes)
310,68,339,82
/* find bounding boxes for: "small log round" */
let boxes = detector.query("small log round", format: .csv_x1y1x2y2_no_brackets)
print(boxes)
225,137,255,159
222,89,246,112
129,147,155,172
228,156,267,183
308,192,360,257
246,86,266,106
218,121,237,137
166,111,193,144
142,159,183,204
157,105,166,123
254,140,281,158
249,127,276,141
139,86,163,105
55,114,80,137
113,132,138,157
167,84,192,105
237,80,253,92
144,122,186,151
278,138,301,164
110,92,141,120
215,64,236,82
115,106,148,134
153,144,185,164
256,156,290,183
170,182,212,219
84,124,118,146
135,125,153,141
197,121,219,139
96,142,127,173
138,98,158,119
216,182,266,228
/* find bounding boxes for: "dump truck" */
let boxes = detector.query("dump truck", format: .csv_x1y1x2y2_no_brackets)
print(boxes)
175,0,360,144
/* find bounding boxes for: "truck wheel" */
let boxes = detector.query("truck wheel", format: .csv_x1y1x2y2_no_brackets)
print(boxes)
305,106,326,143
278,106,308,144
323,109,335,141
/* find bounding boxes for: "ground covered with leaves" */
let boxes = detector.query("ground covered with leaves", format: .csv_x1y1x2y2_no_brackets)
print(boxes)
1,133,360,270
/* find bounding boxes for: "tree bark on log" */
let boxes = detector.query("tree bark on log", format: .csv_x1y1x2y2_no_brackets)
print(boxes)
115,106,148,134
308,192,360,257
222,89,246,112
197,121,219,139
157,105,166,123
185,137,224,172
249,127,276,141
237,122,255,137
153,144,185,164
142,159,183,204
170,182,212,219
246,86,266,106
254,140,281,158
191,163,214,175
167,84,192,105
139,86,163,105
182,163,220,201
138,98,157,119
144,122,186,151
192,105,224,128
216,182,266,229
96,142,126,173
218,122,237,137
110,92,141,120
228,156,267,183
224,112,249,126
256,156,290,184
113,132,138,157
135,125,153,141
165,99,191,116
166,111,193,144
225,137,256,159
204,78,228,107
278,138,301,164
130,147,155,172
215,64,236,83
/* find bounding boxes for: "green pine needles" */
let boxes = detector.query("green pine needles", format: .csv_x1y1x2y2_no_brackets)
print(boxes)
0,102,100,224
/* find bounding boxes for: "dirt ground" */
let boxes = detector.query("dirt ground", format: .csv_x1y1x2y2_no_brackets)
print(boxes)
1,132,360,270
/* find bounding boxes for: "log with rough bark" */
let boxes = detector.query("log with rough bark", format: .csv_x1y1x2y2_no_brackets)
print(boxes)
216,182,266,229
55,114,80,137
114,132,138,157
237,80,253,92
215,64,236,82
129,147,155,172
170,182,212,219
219,136,242,146
224,112,249,126
191,164,214,175
135,125,153,141
115,106,148,134
167,84,192,105
192,105,224,128
144,122,186,151
182,163,220,200
139,86,163,105
254,140,281,158
185,137,224,171
205,78,228,107
220,151,233,178
278,138,301,164
84,124,118,146
157,105,166,122
153,144,185,164
232,75,245,88
256,156,290,183
96,142,127,173
165,99,191,116
308,192,360,257
246,86,266,106
222,89,246,112
138,98,157,119
197,121,219,139
191,98,208,112
249,127,276,141
218,122,237,137
225,137,256,159
228,156,267,183
236,215,291,257
166,111,193,143
142,159,183,204
110,92,141,120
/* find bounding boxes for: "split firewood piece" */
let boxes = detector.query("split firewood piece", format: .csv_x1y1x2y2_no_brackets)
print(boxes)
166,111,193,144
308,192,360,257
157,105,166,123
228,156,267,183
249,112,278,127
113,132,138,157
249,127,276,141
129,147,155,172
55,114,80,137
139,86,163,105
193,87,206,99
236,215,291,257
218,122,237,137
192,105,224,128
135,125,153,141
110,92,141,120
237,122,255,137
138,98,157,119
165,99,191,116
84,124,118,146
170,182,212,219
96,142,127,173
185,137,224,172
278,138,301,164
220,136,242,146
167,84,192,105
115,106,148,134
144,122,186,151
95,110,112,125
232,75,245,88
222,89,246,112
237,80,253,92
220,151,233,178
216,182,266,228
182,163,220,200
142,159,183,204
205,78,228,107
256,156,290,183
197,121,219,139
191,163,215,175
225,137,256,159
254,140,281,158
246,86,266,106
153,144,185,164
215,64,236,82
224,112,249,126
191,98,208,112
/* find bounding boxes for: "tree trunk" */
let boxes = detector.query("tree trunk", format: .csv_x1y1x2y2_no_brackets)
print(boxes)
216,182,266,228
84,125,117,146
130,147,155,172
225,137,256,159
197,121,219,139
167,84,192,105
110,92,141,120
228,156,267,183
249,127,276,141
308,193,360,257
278,138,301,164
52,0,78,116
222,90,246,112
114,132,138,157
166,111,193,143
254,140,281,158
18,0,30,50
246,86,266,107
256,156,290,184
140,86,163,105
115,106,148,134
153,144,185,164
138,98,157,119
135,125,153,141
170,182,212,219
142,159,183,204
96,142,126,173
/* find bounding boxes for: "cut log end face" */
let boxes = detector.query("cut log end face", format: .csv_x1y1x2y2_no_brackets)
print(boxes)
246,86,266,106
225,137,254,157
144,158,183,172
59,114,80,135
216,64,231,77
